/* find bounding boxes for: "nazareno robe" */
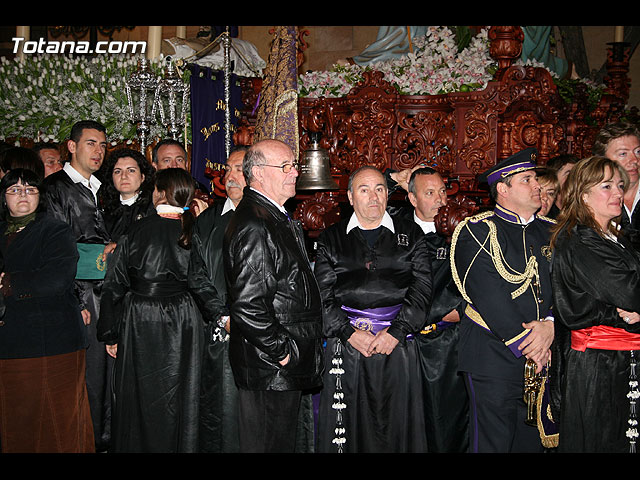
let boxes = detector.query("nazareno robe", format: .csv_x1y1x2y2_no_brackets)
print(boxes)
415,231,468,453
188,199,239,453
550,224,640,452
314,214,432,453
102,195,155,243
97,213,204,453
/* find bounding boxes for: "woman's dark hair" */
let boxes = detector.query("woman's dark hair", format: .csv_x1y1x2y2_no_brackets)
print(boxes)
1,146,45,181
0,168,44,219
98,148,155,214
154,168,195,250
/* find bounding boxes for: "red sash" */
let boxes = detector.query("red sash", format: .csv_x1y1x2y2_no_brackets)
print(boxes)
571,325,640,351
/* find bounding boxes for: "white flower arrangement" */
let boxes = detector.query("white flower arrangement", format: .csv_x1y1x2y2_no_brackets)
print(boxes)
0,53,175,145
298,26,497,98
297,25,607,110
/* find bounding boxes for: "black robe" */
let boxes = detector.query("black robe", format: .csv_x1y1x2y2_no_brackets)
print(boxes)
621,197,640,252
41,168,112,451
102,196,155,243
416,231,468,453
550,225,640,452
314,214,432,453
97,213,204,453
188,199,239,453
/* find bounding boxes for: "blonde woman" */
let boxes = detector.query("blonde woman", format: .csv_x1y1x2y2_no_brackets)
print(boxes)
550,156,640,452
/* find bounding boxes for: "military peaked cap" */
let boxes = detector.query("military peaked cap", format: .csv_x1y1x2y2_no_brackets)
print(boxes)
478,148,541,186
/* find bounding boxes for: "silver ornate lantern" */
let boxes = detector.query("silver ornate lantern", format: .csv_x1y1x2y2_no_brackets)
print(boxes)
152,60,190,142
125,58,159,155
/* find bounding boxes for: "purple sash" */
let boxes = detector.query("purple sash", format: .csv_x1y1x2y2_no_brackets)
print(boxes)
341,304,403,335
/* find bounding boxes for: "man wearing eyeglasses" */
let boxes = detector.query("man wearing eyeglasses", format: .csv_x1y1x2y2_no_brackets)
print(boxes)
223,139,323,453
189,145,248,453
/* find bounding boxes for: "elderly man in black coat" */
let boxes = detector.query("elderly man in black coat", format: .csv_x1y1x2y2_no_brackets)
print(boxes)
314,165,432,453
223,139,323,453
188,146,246,453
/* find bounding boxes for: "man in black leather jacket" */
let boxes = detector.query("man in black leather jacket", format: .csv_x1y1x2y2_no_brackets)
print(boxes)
41,120,112,452
223,139,323,453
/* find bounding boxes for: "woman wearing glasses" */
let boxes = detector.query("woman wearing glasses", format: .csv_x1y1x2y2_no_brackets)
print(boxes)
0,168,94,452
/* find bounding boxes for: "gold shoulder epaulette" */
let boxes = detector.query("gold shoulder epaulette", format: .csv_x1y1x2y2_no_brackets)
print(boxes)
467,210,494,224
450,212,493,304
537,214,557,224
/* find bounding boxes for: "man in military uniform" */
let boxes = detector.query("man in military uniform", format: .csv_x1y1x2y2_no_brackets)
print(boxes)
450,148,555,453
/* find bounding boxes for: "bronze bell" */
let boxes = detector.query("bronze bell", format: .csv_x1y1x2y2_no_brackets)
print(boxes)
296,132,339,191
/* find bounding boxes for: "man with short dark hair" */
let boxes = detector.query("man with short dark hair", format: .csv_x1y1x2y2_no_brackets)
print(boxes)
32,142,63,177
314,165,432,453
151,138,188,170
450,148,555,453
223,139,323,453
41,119,113,452
151,138,210,212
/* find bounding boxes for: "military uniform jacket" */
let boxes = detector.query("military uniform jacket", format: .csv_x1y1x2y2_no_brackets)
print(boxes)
451,204,555,381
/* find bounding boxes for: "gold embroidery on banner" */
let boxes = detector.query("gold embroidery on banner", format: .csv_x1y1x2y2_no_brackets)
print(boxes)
96,253,106,272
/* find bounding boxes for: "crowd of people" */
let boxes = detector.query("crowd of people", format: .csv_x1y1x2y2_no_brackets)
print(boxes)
0,118,639,454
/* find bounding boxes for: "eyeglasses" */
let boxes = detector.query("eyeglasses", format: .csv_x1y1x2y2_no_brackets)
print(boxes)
6,186,39,196
261,162,299,174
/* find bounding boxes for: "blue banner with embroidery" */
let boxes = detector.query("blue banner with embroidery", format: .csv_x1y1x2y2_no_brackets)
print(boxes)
189,64,243,193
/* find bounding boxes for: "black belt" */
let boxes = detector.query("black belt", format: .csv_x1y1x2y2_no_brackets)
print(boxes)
130,278,188,297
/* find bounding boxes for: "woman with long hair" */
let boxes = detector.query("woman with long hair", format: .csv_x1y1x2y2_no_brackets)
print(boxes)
549,155,640,452
97,168,204,452
0,168,94,452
